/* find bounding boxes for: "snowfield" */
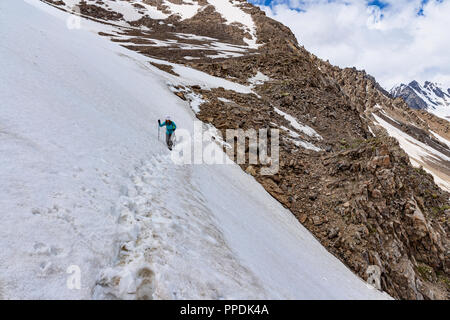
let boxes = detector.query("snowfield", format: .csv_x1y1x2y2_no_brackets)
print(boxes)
0,0,390,300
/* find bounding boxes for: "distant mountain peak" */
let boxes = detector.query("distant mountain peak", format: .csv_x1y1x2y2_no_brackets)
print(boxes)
391,80,450,120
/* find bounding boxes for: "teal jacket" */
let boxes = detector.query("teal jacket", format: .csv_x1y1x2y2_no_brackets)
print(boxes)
159,120,177,135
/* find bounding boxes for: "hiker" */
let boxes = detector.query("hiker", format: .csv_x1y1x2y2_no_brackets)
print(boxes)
158,116,177,150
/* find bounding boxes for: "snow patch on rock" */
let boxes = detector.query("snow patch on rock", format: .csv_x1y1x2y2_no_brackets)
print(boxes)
274,107,323,141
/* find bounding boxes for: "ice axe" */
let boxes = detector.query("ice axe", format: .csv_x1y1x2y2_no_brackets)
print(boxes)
158,119,160,141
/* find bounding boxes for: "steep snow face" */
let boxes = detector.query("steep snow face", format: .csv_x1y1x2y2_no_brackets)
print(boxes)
390,81,450,121
0,0,390,300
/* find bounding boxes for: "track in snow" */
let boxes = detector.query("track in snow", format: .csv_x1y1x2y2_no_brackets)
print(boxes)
94,153,266,299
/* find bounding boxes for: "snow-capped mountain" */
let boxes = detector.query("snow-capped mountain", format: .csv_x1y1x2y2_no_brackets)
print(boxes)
391,81,450,121
1,0,448,300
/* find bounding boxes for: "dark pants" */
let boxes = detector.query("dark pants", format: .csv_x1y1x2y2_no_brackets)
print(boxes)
166,133,173,148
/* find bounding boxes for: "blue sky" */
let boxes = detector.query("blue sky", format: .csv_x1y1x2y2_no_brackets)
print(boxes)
249,0,430,14
247,0,450,89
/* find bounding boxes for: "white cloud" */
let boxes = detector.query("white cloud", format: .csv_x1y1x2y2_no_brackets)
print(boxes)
253,0,450,90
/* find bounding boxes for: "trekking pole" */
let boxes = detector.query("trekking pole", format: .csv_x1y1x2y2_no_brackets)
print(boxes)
158,122,160,141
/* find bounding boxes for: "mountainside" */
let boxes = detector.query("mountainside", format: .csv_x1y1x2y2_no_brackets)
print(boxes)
391,81,450,121
3,0,449,299
0,0,391,300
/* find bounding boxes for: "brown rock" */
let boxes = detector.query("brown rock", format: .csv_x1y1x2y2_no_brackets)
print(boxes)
312,216,323,226
245,165,257,176
371,189,382,199
369,155,391,169
377,146,390,156
328,227,339,239
175,92,186,101
299,214,308,224
405,198,429,240
380,155,391,168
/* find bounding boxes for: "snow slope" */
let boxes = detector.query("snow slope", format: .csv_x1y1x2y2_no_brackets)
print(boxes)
0,0,389,299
